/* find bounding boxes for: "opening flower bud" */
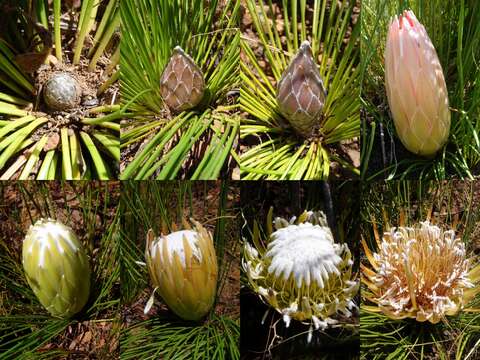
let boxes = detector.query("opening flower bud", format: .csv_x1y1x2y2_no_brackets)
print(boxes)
22,219,91,318
160,46,205,112
145,219,218,321
384,10,450,156
276,41,327,137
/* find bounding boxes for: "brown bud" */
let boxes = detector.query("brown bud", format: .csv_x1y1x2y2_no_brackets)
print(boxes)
276,41,327,136
160,46,205,112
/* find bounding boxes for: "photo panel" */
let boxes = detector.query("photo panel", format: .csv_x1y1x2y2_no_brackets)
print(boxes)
120,1,240,180
361,0,480,179
0,1,120,180
240,181,360,359
0,181,120,358
119,180,240,359
239,1,361,180
360,180,480,358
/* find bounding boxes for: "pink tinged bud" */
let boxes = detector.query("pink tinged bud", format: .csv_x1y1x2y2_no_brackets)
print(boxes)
160,46,205,112
277,41,327,137
384,10,450,157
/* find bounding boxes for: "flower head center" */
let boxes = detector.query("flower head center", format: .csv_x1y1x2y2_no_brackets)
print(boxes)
266,223,341,288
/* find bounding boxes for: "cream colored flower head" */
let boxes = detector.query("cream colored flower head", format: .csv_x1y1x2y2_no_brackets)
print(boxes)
362,221,480,323
243,210,358,341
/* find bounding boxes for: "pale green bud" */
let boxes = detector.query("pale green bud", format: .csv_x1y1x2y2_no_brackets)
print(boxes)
22,219,90,318
145,219,218,321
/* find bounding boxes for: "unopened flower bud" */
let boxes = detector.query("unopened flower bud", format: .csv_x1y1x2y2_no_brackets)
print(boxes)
276,41,327,137
22,219,90,318
160,46,205,112
384,10,450,156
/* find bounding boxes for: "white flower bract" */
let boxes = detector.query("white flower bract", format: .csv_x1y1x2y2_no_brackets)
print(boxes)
266,223,342,288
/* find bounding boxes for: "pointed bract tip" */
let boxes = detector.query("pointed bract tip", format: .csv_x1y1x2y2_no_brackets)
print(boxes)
300,40,311,48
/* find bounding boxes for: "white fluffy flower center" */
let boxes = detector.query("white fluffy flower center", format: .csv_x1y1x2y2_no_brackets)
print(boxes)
151,230,202,267
266,223,342,288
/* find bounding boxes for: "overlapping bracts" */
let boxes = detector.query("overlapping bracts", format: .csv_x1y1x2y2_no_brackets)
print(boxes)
384,10,450,156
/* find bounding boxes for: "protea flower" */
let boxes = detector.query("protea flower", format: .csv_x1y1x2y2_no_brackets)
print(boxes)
276,41,327,137
243,210,358,341
384,10,450,157
362,220,480,323
22,219,91,318
160,46,205,112
144,219,218,321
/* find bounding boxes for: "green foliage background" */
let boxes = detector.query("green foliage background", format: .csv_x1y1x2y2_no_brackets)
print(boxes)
361,0,480,179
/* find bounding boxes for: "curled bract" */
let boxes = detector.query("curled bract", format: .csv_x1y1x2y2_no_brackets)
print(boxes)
22,218,91,318
145,219,218,321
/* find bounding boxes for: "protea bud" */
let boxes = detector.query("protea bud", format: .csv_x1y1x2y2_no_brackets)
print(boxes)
276,41,327,137
43,72,81,111
384,10,450,156
243,210,358,341
22,219,91,318
160,46,205,112
145,219,218,321
362,220,480,323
